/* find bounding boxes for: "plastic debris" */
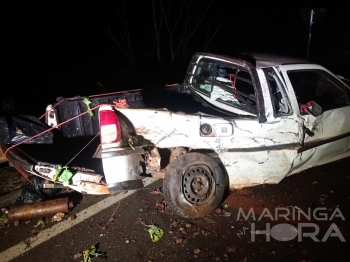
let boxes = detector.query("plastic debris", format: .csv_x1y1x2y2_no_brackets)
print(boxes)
0,115,53,144
148,226,164,242
17,176,61,204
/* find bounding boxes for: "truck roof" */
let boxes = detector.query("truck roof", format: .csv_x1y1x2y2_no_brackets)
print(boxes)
242,53,310,68
199,52,311,69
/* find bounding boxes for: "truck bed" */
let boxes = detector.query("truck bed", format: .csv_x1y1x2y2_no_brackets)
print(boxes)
54,84,226,138
1,84,225,174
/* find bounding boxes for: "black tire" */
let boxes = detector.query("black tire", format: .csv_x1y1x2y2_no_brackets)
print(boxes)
163,152,226,218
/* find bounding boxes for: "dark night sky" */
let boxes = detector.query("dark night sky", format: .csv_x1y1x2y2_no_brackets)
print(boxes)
1,0,350,115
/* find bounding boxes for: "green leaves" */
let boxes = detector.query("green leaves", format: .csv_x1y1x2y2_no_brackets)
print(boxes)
83,245,96,262
148,226,164,242
83,97,94,117
128,137,135,150
53,165,73,185
34,219,45,228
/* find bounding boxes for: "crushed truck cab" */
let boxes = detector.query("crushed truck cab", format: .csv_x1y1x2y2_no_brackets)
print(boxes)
2,52,350,218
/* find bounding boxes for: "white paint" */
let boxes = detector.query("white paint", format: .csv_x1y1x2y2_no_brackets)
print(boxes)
98,55,350,190
102,154,142,184
0,177,159,262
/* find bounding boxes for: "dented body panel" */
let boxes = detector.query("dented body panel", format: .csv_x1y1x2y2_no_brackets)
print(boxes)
3,52,350,194
99,53,350,190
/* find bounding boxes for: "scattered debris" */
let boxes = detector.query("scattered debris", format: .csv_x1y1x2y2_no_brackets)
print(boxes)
16,176,60,204
74,252,82,259
51,212,65,222
53,166,73,185
194,248,201,255
81,244,107,262
175,237,185,244
222,203,230,209
34,219,45,228
171,220,178,227
155,200,167,212
222,211,231,217
7,197,71,221
215,207,222,214
0,213,8,228
312,180,319,185
148,226,164,242
185,222,192,228
149,188,163,195
83,245,97,262
226,246,235,253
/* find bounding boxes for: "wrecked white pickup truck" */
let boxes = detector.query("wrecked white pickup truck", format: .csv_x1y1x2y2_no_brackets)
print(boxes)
1,52,350,218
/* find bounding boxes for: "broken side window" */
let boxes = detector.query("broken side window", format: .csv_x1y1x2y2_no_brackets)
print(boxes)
287,70,350,113
262,68,292,116
191,58,257,116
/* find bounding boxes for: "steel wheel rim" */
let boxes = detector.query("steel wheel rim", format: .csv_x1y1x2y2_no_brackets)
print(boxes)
182,165,215,205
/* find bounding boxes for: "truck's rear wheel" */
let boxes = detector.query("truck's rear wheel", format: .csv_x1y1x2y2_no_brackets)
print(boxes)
163,152,225,218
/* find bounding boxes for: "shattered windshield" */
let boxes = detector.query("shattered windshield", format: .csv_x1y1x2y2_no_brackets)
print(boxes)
190,58,257,116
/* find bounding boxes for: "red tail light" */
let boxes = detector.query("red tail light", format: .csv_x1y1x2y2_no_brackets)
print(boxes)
99,107,122,144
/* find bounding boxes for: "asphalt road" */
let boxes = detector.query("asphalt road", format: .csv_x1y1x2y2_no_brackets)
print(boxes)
0,157,350,262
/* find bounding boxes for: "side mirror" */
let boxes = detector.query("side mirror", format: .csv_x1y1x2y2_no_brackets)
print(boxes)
309,101,322,117
299,101,322,117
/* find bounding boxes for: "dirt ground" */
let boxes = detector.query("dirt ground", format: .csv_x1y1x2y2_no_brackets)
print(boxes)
0,157,349,262
0,165,26,197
